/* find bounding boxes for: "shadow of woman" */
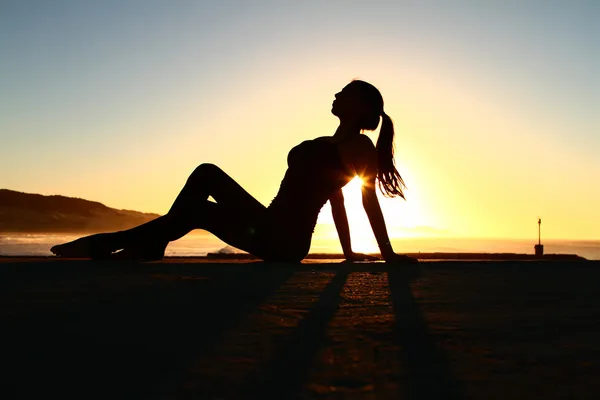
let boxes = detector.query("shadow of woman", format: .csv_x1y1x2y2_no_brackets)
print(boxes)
245,267,350,398
388,267,463,399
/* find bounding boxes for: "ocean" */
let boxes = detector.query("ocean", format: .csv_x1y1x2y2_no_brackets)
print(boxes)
1,232,599,260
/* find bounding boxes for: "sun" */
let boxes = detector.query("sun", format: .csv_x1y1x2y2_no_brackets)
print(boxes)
343,175,364,192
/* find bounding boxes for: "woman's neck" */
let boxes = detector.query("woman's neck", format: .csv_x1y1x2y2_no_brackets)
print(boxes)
333,122,361,142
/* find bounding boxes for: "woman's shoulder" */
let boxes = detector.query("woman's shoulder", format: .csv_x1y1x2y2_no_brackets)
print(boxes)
353,134,376,150
338,135,377,173
342,134,376,157
313,135,335,143
313,134,374,149
310,134,376,160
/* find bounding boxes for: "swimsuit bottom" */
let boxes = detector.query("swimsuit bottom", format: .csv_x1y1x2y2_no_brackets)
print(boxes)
235,208,314,262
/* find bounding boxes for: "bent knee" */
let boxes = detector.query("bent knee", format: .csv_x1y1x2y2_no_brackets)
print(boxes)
188,163,222,183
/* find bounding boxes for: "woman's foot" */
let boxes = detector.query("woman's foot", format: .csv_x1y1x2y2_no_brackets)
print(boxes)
50,233,117,259
110,242,167,261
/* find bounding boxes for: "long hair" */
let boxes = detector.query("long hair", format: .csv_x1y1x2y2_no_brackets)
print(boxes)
352,80,406,199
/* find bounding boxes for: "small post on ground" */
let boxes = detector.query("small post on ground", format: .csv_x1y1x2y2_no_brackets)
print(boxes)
534,218,544,257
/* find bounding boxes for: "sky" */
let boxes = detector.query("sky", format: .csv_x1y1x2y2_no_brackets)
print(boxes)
1,0,598,241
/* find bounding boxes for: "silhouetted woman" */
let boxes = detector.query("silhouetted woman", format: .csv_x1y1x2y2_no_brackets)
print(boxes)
52,80,416,263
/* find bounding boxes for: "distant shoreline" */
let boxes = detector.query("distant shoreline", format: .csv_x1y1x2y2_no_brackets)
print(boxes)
206,252,587,261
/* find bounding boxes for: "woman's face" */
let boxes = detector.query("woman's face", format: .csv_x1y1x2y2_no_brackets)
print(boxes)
331,83,368,123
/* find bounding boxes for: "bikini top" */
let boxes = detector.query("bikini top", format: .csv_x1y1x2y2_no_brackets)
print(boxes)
268,138,353,231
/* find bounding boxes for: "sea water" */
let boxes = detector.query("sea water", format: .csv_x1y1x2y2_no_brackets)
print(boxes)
1,233,599,260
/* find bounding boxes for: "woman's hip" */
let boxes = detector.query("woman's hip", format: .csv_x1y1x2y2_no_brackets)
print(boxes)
254,224,312,262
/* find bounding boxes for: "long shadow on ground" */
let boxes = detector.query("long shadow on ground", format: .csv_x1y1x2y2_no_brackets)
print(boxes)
244,267,350,398
388,267,463,400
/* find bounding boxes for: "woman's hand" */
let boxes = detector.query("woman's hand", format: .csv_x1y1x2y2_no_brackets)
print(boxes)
383,252,419,264
344,252,381,262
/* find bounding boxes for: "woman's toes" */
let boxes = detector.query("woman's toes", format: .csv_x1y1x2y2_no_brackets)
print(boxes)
50,234,114,258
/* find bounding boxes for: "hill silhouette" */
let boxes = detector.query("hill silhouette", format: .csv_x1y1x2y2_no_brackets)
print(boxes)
0,189,161,233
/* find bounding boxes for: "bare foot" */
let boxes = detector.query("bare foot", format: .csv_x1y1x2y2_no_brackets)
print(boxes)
51,233,116,259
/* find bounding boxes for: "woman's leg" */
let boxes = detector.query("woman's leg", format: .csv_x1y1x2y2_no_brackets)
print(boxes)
112,200,266,260
112,163,267,247
51,163,267,258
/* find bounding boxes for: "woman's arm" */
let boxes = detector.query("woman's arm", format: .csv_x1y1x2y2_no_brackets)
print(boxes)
344,136,397,260
361,182,396,259
330,189,378,261
337,135,411,262
362,181,416,263
330,189,352,257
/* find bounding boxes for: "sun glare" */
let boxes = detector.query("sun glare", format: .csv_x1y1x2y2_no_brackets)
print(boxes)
344,175,364,191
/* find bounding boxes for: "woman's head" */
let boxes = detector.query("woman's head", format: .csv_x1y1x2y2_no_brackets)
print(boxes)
333,79,406,198
332,80,383,130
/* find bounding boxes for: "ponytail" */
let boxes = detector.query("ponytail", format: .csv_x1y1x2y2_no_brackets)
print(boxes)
376,113,406,199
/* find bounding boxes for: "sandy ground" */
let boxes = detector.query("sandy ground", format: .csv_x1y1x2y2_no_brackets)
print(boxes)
1,257,599,399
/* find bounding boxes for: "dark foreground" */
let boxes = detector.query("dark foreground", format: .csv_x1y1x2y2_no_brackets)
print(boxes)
1,257,599,399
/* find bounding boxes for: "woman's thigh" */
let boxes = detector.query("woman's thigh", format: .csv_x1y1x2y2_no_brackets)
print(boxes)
191,201,266,256
192,202,311,261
